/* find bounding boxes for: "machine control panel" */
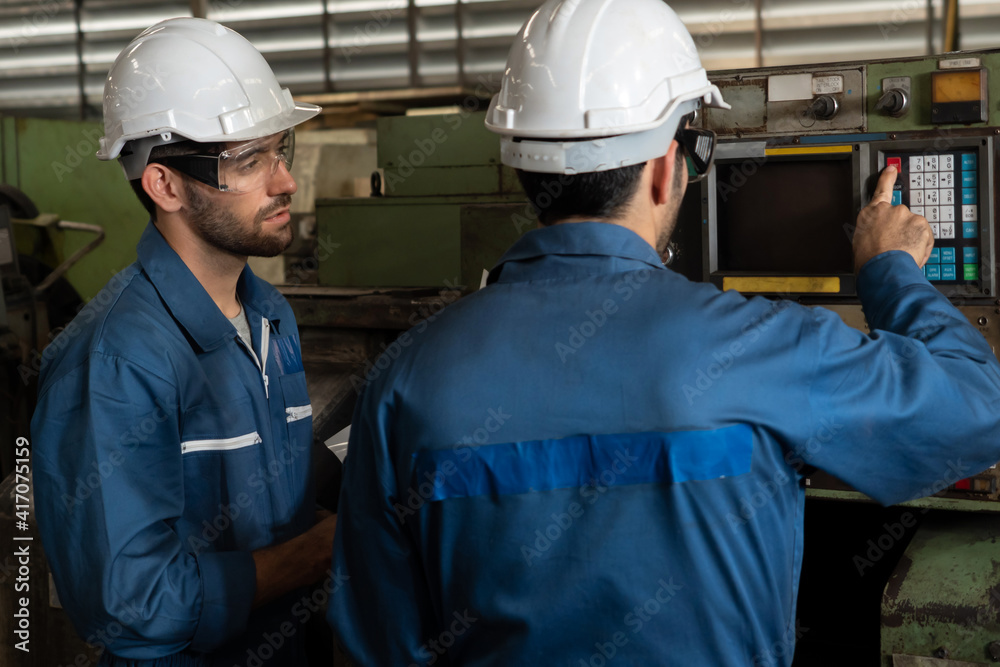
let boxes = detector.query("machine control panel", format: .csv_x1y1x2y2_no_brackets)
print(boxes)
681,49,1000,507
885,150,980,284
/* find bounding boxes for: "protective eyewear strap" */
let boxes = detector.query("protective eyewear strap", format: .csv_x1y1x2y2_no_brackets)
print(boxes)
154,154,221,190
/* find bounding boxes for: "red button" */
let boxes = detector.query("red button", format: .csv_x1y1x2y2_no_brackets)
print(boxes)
887,157,902,170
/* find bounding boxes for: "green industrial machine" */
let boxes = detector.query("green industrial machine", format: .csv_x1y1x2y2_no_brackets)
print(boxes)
2,116,148,302
315,111,530,291
881,515,1000,665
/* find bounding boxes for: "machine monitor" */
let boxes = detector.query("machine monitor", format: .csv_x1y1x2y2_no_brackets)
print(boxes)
701,139,995,299
703,144,865,295
715,159,854,275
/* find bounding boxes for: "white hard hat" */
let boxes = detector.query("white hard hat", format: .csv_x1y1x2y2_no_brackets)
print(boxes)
97,17,321,180
485,0,729,174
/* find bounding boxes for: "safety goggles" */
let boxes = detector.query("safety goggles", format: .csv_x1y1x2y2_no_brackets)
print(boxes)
155,130,294,194
675,114,716,183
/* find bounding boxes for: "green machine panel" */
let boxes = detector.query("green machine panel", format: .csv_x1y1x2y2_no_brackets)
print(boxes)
881,514,1000,665
317,111,529,289
316,194,526,289
707,49,1000,139
2,116,147,302
377,112,501,169
459,203,533,290
377,112,522,198
868,53,1000,133
317,198,461,288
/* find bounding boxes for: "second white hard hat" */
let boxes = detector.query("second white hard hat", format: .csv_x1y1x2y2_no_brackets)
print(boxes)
97,18,321,180
485,0,729,174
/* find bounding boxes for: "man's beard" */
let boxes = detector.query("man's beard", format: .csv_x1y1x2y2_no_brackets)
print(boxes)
185,185,293,258
655,152,688,257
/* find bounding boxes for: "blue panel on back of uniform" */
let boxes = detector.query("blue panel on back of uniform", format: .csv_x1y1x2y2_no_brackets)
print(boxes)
413,424,755,502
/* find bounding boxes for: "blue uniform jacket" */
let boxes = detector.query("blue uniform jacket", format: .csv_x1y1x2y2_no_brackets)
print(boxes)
32,222,315,665
328,222,1000,666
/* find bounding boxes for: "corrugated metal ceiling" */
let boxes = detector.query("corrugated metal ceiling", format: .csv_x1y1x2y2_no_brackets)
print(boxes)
0,0,997,118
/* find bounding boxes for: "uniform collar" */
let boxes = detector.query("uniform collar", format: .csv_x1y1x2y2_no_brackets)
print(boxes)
136,221,268,352
488,222,666,285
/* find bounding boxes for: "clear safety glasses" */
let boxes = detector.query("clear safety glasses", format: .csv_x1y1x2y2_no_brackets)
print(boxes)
675,114,717,183
156,130,295,194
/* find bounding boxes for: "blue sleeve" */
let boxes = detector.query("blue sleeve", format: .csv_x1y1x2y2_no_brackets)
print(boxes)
32,352,256,659
327,387,436,666
800,251,1000,505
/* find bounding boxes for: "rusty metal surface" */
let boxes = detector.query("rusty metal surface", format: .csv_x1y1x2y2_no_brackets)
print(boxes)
767,67,866,135
278,285,444,298
284,291,462,331
705,77,768,136
882,514,1000,665
806,489,1000,514
707,67,866,137
893,655,989,666
289,287,469,471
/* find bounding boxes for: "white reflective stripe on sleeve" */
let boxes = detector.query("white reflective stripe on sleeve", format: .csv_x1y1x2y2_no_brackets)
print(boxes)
181,431,262,454
285,405,313,423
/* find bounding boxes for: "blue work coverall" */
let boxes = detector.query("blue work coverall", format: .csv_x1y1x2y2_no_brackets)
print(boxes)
32,222,316,666
328,222,1000,666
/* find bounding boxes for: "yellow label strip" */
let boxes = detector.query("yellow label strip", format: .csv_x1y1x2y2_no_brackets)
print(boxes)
764,145,854,156
723,276,842,293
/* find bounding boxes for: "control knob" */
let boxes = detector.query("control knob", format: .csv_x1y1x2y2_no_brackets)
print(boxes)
875,88,910,117
809,95,839,120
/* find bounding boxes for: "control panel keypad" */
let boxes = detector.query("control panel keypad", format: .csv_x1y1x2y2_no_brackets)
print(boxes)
887,151,980,284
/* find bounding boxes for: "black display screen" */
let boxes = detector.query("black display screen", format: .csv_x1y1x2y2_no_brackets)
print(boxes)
715,159,855,274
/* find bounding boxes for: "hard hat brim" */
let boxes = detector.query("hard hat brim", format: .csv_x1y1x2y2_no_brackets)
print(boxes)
486,84,729,141
99,102,321,163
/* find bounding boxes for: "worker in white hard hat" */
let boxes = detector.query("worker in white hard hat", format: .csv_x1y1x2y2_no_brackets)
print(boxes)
32,18,336,666
327,0,1000,664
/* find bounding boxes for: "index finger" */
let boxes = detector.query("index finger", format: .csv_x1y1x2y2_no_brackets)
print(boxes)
869,166,898,206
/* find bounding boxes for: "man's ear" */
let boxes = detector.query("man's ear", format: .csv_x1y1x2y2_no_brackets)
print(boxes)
649,141,682,206
141,163,185,214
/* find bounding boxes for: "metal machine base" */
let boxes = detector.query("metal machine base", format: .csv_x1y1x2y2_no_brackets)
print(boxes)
882,514,1000,665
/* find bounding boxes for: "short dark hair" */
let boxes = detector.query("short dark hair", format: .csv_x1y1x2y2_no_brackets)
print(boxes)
515,162,647,226
127,139,221,220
